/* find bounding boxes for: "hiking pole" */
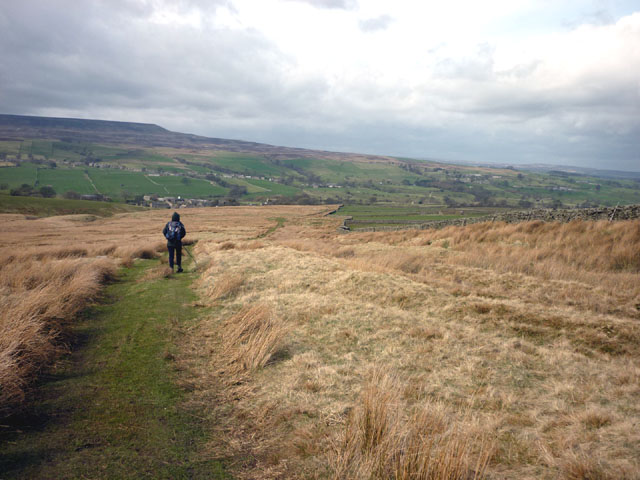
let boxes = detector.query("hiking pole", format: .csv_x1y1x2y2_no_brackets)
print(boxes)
183,244,198,269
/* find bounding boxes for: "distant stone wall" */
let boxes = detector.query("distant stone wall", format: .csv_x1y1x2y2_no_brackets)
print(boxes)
347,204,640,233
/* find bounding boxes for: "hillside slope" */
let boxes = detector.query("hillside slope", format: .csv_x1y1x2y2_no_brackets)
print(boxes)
1,114,639,208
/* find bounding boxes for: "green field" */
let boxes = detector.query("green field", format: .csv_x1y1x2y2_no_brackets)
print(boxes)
37,168,96,194
0,141,21,155
210,153,285,176
0,165,38,187
152,175,228,197
88,169,166,199
244,178,301,197
0,193,142,217
335,204,506,229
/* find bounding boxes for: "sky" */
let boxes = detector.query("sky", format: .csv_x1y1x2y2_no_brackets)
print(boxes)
1,0,639,171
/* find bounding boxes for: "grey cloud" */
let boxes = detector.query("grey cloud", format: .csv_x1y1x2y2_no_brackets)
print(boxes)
358,14,393,32
0,0,323,122
0,1,638,172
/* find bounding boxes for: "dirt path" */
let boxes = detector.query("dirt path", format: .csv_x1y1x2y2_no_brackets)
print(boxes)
0,259,229,479
84,171,101,193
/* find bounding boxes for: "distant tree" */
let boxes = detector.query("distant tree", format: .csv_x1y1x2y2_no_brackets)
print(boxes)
181,177,191,186
595,184,601,191
122,190,134,201
0,183,8,190
281,176,295,186
39,186,56,198
294,193,317,205
229,185,247,198
443,195,458,207
10,184,34,196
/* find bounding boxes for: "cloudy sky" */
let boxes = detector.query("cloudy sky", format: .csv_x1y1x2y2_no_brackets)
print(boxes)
1,0,639,171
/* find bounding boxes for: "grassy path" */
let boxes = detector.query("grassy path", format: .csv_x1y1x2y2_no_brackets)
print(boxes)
0,260,228,479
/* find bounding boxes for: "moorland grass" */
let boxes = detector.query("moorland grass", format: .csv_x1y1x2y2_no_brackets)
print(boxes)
192,215,640,479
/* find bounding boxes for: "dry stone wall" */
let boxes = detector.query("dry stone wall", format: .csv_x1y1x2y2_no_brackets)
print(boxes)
346,204,640,233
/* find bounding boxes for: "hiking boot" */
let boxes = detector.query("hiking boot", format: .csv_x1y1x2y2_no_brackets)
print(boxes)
177,267,183,273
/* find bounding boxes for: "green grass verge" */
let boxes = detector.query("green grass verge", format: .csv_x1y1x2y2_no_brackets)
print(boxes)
0,259,229,479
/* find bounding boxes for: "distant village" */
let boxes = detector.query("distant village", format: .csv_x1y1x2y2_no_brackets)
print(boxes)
139,195,228,209
78,194,223,208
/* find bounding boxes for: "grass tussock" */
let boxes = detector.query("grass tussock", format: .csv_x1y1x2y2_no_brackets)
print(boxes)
332,370,492,480
116,245,159,262
205,272,245,301
560,453,618,480
0,255,118,411
217,304,288,378
139,265,174,282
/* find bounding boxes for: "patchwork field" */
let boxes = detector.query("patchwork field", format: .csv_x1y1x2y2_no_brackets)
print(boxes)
3,130,640,207
1,205,639,479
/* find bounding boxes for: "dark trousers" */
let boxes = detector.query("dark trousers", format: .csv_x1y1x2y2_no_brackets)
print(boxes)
168,245,182,268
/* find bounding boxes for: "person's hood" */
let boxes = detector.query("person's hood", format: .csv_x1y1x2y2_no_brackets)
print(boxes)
171,212,180,222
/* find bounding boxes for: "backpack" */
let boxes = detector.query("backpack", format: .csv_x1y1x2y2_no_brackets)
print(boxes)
165,221,181,243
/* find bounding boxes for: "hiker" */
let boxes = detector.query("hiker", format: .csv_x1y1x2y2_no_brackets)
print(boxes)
163,212,186,272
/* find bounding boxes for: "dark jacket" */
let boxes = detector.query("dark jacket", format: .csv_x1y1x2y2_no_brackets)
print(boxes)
163,212,186,247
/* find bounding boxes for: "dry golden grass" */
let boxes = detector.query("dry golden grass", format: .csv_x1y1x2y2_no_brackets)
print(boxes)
0,256,118,409
331,369,492,480
139,265,174,282
2,206,322,414
201,272,246,302
185,214,640,479
216,304,288,379
4,204,638,478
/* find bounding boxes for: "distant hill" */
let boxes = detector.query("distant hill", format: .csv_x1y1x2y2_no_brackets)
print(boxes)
1,113,639,208
0,114,381,161
0,114,167,133
515,164,640,180
436,157,640,180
